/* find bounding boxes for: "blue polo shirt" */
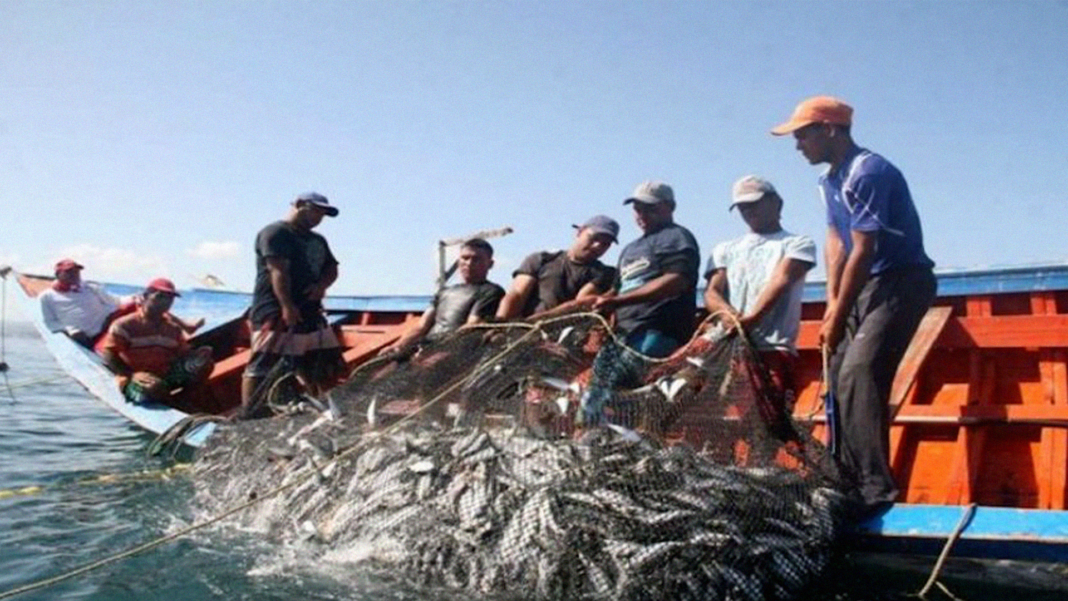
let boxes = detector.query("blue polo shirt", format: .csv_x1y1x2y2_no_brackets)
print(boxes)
819,147,934,275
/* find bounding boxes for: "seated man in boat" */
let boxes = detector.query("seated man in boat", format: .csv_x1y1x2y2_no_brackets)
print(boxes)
39,259,202,349
495,215,619,321
243,192,346,414
99,278,214,407
381,238,505,358
703,175,816,420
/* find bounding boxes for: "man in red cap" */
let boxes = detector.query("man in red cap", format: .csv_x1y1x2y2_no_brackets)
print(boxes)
100,278,214,407
39,259,204,349
38,259,124,347
773,96,936,518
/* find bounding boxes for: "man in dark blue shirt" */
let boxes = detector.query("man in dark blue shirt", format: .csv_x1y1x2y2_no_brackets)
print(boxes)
773,96,936,517
582,180,700,426
594,180,700,356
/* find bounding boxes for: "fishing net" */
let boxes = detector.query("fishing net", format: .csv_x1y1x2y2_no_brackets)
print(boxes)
194,310,856,600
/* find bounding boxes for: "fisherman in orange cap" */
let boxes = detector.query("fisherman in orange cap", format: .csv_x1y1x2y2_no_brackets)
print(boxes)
772,96,936,518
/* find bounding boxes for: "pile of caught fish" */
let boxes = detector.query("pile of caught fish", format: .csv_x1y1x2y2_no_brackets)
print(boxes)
194,413,852,600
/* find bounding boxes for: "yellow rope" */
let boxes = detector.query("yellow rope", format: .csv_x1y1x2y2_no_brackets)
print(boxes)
0,464,193,501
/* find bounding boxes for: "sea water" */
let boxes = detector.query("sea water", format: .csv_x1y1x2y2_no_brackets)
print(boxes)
1,319,1064,601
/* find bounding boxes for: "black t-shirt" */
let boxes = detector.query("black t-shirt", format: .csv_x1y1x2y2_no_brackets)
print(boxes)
250,220,338,326
613,223,700,343
514,251,616,317
426,281,505,339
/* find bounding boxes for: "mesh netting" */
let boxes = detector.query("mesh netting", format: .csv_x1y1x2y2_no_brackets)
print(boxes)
194,311,856,600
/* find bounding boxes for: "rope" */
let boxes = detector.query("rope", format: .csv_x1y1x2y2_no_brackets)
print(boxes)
1,375,68,391
915,502,977,600
0,464,193,500
465,309,739,366
804,344,831,421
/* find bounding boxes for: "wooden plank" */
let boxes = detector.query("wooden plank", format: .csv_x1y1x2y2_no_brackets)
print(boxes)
944,298,993,505
1045,347,1068,509
209,348,251,380
889,306,953,419
340,318,421,366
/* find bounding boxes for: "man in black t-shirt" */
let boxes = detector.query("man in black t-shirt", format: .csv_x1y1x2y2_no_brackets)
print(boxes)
382,238,505,356
242,192,345,413
496,215,619,320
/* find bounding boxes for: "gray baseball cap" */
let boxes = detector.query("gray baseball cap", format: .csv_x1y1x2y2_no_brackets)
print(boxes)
730,175,776,210
295,191,339,217
573,215,620,243
624,180,674,205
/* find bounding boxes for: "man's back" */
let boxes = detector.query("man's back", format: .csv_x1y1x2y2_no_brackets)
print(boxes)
820,148,932,274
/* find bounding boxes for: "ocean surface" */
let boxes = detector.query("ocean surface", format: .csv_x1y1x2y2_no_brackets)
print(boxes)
1,316,1065,601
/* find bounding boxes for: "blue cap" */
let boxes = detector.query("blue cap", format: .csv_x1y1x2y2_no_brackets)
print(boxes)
573,215,619,244
295,192,338,217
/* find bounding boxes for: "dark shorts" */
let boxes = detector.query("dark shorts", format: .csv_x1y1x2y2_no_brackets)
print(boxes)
243,316,345,386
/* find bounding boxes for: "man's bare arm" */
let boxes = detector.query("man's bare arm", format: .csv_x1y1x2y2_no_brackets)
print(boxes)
381,308,435,355
702,269,734,318
593,273,688,311
824,226,847,307
266,256,298,327
821,230,876,349
739,258,813,328
496,274,537,320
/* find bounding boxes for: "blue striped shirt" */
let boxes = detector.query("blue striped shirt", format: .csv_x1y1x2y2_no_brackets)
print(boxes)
819,147,934,274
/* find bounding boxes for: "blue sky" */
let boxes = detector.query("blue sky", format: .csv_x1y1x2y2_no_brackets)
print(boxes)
2,1,1067,295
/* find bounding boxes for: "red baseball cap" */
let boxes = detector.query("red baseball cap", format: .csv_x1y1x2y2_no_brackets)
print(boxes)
54,258,84,274
771,96,853,135
145,278,181,297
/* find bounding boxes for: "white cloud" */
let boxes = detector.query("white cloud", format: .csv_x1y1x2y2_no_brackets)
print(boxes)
186,241,242,260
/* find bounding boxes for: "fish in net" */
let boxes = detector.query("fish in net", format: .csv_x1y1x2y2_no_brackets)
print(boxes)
194,310,859,600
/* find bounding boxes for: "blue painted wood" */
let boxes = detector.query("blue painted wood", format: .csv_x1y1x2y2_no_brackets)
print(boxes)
854,504,1068,562
800,261,1068,303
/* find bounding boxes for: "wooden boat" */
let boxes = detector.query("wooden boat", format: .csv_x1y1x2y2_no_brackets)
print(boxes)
6,263,1068,567
1,269,422,447
787,263,1068,568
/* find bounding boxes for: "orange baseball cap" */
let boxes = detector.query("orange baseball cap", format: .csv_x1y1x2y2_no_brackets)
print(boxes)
771,96,853,136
